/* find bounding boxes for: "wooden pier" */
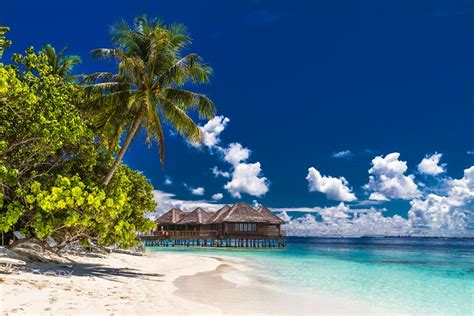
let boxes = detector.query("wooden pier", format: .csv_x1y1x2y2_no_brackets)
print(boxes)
140,232,285,248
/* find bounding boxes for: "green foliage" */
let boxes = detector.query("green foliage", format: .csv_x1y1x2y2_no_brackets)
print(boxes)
84,15,216,185
0,26,12,58
41,44,82,80
23,168,155,248
0,39,156,250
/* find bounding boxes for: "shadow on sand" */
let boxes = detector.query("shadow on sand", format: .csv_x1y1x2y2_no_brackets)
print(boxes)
22,260,164,283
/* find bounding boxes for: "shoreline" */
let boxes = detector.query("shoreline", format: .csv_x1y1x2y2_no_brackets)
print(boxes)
173,253,392,315
1,250,391,315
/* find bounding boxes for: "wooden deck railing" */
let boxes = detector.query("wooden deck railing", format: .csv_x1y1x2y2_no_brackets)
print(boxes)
138,230,285,239
228,231,283,237
139,230,218,238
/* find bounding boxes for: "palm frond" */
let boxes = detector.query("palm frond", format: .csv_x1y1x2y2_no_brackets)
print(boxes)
126,91,145,112
147,26,173,75
167,23,191,50
162,88,195,106
158,97,200,144
145,96,165,166
110,19,136,47
64,54,82,64
59,55,82,76
43,44,57,71
118,55,146,84
196,94,216,119
161,88,214,119
84,82,131,94
42,44,81,77
83,90,131,112
157,53,200,86
90,48,123,59
188,63,212,84
81,72,122,84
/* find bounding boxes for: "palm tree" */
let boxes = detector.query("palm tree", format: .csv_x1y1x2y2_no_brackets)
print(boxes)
84,16,216,186
42,44,81,79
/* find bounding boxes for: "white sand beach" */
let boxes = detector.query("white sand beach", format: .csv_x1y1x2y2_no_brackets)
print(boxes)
0,251,389,315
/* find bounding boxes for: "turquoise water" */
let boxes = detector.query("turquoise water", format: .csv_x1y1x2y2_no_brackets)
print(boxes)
148,237,474,315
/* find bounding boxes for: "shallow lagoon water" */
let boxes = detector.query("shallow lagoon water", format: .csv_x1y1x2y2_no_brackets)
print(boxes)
149,237,474,315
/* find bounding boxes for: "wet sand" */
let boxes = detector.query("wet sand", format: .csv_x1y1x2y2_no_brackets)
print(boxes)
174,257,392,315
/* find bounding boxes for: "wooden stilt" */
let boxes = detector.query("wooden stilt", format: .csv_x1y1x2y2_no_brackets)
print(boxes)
140,235,286,249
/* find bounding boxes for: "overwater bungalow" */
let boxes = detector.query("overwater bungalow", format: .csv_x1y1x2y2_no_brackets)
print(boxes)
154,207,185,233
257,206,286,236
142,202,285,248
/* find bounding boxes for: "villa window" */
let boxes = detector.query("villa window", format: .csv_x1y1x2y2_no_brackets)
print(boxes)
235,223,256,232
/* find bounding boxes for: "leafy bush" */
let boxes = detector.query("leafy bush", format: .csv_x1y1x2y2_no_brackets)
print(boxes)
0,39,156,251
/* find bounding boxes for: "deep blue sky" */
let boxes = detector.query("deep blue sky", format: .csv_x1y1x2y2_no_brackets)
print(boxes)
2,0,473,218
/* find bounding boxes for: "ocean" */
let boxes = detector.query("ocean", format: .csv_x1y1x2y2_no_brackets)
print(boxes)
148,237,474,315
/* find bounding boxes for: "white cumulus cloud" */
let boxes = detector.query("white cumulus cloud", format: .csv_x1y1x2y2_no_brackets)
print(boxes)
191,187,205,196
275,164,474,238
211,166,230,178
331,150,353,159
198,116,230,148
306,167,357,202
211,193,224,200
418,153,445,176
224,162,269,198
218,143,269,198
212,193,224,201
195,117,270,199
223,143,251,166
407,166,473,237
149,190,224,219
277,203,411,237
408,194,468,236
448,166,474,202
365,152,420,201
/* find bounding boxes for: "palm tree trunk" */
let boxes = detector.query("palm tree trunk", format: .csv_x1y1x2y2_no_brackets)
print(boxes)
103,112,144,186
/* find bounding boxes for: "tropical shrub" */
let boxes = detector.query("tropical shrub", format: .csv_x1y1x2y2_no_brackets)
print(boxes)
0,26,11,58
0,40,156,251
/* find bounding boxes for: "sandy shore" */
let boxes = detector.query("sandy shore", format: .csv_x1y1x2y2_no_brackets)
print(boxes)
0,251,389,315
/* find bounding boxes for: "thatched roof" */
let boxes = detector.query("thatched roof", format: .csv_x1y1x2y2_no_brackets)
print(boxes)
257,206,285,225
177,207,211,225
156,208,185,225
157,204,284,226
220,202,268,223
207,205,231,224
